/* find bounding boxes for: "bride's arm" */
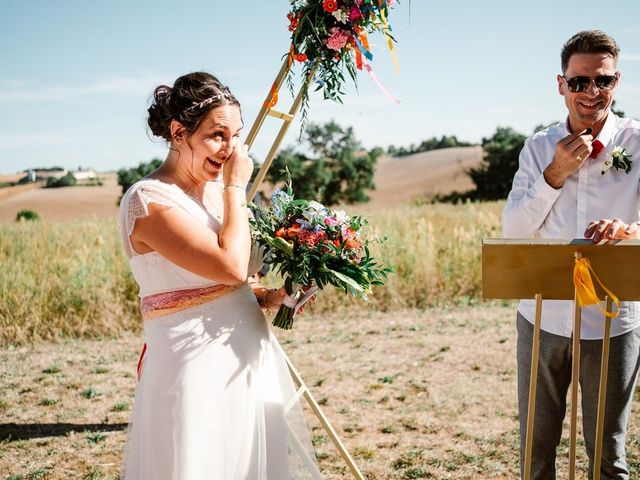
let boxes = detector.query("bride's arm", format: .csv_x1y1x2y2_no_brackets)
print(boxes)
130,145,253,285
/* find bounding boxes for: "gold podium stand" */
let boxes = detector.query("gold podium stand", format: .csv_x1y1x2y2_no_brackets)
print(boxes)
482,239,640,480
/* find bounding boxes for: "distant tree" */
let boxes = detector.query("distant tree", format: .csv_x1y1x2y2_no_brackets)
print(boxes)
264,121,380,205
117,158,163,199
468,127,527,200
435,127,526,203
16,209,40,222
24,166,64,172
388,135,473,157
45,172,77,188
611,100,625,118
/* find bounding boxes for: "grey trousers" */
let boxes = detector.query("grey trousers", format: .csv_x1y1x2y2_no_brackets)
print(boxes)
517,313,640,480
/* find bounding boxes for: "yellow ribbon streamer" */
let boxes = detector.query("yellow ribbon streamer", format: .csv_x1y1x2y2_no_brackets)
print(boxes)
573,257,620,318
380,7,400,74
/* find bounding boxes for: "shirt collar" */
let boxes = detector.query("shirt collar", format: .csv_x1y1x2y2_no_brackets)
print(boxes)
562,110,617,146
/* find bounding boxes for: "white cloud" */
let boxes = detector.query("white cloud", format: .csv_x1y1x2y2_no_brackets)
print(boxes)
0,72,170,103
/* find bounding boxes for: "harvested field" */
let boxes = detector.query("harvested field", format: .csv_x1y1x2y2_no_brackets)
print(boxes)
368,147,483,208
0,174,121,222
2,304,639,479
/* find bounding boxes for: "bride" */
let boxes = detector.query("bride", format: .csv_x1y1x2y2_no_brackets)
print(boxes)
119,71,320,479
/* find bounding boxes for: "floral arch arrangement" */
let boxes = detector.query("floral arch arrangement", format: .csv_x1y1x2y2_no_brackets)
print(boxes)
285,0,399,127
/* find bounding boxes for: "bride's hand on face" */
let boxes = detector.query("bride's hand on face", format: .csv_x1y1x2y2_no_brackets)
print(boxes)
223,141,253,188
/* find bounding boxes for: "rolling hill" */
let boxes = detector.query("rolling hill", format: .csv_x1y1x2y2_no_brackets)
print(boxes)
0,146,485,222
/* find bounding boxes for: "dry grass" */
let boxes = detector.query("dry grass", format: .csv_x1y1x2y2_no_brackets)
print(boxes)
2,304,640,479
0,201,504,345
0,218,139,344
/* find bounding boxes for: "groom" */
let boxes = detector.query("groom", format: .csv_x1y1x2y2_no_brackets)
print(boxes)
502,30,640,479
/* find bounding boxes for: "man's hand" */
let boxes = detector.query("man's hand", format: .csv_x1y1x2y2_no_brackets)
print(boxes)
584,219,640,243
543,128,593,189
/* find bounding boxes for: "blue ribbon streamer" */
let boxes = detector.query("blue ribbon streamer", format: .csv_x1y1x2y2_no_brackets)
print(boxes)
354,37,373,61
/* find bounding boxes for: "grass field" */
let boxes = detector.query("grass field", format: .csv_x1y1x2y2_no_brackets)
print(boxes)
3,304,640,479
3,150,639,479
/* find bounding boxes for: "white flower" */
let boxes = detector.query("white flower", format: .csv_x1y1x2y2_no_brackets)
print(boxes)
302,200,328,221
332,9,348,23
611,146,625,157
601,145,633,175
333,209,350,225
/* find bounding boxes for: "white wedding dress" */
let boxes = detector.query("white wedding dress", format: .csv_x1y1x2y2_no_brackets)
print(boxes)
119,179,320,479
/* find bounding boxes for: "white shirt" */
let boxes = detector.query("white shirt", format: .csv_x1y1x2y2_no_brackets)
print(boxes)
502,112,640,339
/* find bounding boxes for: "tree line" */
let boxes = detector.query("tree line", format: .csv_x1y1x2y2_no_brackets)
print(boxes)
117,101,629,205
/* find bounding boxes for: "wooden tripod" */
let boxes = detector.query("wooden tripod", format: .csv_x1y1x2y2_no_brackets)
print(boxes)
245,57,366,480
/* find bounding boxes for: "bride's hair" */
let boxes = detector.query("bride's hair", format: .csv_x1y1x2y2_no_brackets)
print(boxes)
147,72,240,142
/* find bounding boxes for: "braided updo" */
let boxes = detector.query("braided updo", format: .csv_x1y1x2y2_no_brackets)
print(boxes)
147,72,240,142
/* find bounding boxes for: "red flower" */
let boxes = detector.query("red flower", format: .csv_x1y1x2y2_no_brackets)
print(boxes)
275,228,286,238
288,18,299,32
287,12,295,21
345,238,361,251
286,223,302,238
323,0,338,13
294,53,308,62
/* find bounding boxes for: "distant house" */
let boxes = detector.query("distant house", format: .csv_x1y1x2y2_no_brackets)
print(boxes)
71,169,97,181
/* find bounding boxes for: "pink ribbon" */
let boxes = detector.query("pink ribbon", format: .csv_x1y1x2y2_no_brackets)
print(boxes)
363,59,401,104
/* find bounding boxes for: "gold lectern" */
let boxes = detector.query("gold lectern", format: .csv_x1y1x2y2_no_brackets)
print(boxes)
482,238,640,480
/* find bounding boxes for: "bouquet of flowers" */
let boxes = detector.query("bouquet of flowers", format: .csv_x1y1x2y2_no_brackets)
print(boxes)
250,180,392,329
285,0,399,129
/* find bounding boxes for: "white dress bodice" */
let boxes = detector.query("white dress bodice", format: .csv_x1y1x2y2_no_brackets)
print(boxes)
118,178,262,298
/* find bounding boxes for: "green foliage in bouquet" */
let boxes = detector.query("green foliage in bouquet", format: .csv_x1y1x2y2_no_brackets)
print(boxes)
250,173,392,329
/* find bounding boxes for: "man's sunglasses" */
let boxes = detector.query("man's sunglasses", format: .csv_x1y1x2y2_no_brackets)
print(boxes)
561,74,618,93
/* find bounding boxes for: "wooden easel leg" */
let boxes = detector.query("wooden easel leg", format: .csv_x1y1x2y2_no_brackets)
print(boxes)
569,290,582,480
593,296,613,480
283,351,366,480
524,293,543,480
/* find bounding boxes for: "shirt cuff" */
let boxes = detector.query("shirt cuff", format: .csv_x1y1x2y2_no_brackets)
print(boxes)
532,172,562,202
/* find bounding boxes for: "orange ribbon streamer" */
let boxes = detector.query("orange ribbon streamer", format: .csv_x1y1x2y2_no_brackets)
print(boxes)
355,47,363,70
573,257,620,318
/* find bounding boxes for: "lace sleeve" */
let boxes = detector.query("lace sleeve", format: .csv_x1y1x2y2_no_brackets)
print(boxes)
118,181,180,258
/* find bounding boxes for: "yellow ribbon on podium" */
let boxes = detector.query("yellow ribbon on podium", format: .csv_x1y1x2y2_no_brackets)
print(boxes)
573,257,620,318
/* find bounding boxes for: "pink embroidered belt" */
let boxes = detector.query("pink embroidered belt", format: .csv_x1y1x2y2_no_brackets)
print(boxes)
137,283,242,379
140,283,241,321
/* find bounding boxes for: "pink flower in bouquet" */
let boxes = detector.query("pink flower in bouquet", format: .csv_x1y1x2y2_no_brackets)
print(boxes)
326,28,349,51
348,6,364,22
324,216,339,227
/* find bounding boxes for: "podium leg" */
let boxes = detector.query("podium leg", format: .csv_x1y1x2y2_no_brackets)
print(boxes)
593,296,613,480
569,290,582,480
524,293,543,480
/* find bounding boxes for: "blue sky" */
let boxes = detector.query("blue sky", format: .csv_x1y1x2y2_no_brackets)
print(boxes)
1,0,639,174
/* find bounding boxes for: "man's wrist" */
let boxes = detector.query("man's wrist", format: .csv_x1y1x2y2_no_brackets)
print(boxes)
543,166,564,190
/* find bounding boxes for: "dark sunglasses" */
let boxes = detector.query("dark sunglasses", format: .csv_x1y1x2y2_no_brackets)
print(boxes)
561,74,618,93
